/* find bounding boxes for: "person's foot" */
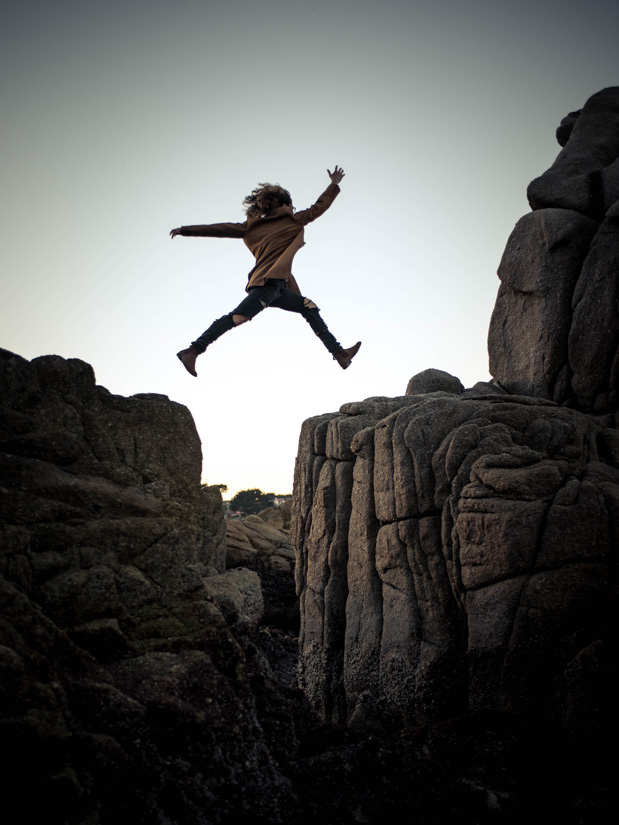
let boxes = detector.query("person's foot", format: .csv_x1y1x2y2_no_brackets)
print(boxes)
333,341,361,370
177,346,199,377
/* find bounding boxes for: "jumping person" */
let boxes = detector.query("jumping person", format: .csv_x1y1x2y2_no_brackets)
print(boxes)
171,165,361,377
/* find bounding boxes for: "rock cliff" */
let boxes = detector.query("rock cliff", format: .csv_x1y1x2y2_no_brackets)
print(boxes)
489,86,619,411
293,89,619,763
0,349,300,823
5,352,550,824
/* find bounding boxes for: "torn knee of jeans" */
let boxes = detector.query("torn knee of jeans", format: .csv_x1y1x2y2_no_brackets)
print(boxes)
259,300,267,308
232,314,250,326
304,298,318,310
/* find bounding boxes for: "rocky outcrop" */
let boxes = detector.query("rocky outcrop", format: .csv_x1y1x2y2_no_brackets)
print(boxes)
225,503,300,664
489,87,619,412
527,86,619,219
293,387,617,733
0,349,301,823
293,88,619,761
6,350,560,824
226,504,295,573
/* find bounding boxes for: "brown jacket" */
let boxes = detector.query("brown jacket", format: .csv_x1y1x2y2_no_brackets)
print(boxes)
179,183,340,294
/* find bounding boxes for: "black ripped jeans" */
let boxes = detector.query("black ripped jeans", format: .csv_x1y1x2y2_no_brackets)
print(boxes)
191,279,342,355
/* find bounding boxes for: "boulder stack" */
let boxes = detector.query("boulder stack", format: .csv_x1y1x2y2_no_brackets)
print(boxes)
489,86,619,412
0,349,295,823
293,88,619,748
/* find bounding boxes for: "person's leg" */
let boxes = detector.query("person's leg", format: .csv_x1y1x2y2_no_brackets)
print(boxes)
272,289,361,369
300,299,342,355
177,282,282,376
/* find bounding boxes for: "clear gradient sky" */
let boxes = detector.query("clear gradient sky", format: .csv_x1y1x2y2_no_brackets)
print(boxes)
2,0,618,498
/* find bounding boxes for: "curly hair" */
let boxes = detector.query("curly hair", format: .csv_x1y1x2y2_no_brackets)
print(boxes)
243,183,293,218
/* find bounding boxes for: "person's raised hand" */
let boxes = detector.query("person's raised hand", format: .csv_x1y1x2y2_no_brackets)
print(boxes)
328,165,345,185
170,228,181,239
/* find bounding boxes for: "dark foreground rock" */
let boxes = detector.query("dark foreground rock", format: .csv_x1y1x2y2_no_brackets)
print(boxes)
489,86,619,412
0,348,301,823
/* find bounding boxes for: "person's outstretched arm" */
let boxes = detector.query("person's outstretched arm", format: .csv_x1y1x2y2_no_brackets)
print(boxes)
170,221,247,239
294,165,345,226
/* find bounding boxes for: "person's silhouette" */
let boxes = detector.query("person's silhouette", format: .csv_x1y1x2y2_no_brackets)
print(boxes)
171,166,360,377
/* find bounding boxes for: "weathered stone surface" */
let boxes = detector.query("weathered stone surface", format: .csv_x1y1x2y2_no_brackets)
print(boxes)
256,498,292,530
0,349,301,823
556,109,581,148
489,87,619,413
226,511,295,572
293,391,618,738
568,198,619,411
406,368,464,396
488,209,599,401
527,86,619,219
202,567,264,628
285,87,619,821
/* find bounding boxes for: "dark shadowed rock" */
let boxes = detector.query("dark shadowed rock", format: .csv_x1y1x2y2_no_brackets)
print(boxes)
406,368,464,396
0,348,303,824
556,109,581,147
489,87,619,413
568,198,619,412
527,86,619,219
488,208,599,401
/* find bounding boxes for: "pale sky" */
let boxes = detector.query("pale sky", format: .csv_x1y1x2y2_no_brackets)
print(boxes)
2,0,618,498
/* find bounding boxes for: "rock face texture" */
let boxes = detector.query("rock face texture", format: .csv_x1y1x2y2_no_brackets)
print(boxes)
226,504,295,574
0,349,300,823
5,352,558,824
226,504,299,645
293,88,619,757
489,87,619,411
293,387,617,734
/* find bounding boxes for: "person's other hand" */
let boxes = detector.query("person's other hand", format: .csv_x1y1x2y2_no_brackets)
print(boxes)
170,228,182,238
328,165,345,185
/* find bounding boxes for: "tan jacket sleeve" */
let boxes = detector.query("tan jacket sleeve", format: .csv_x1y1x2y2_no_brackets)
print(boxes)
293,183,340,226
179,222,247,238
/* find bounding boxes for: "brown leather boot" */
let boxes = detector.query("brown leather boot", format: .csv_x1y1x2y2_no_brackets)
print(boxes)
333,341,361,370
177,346,199,377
